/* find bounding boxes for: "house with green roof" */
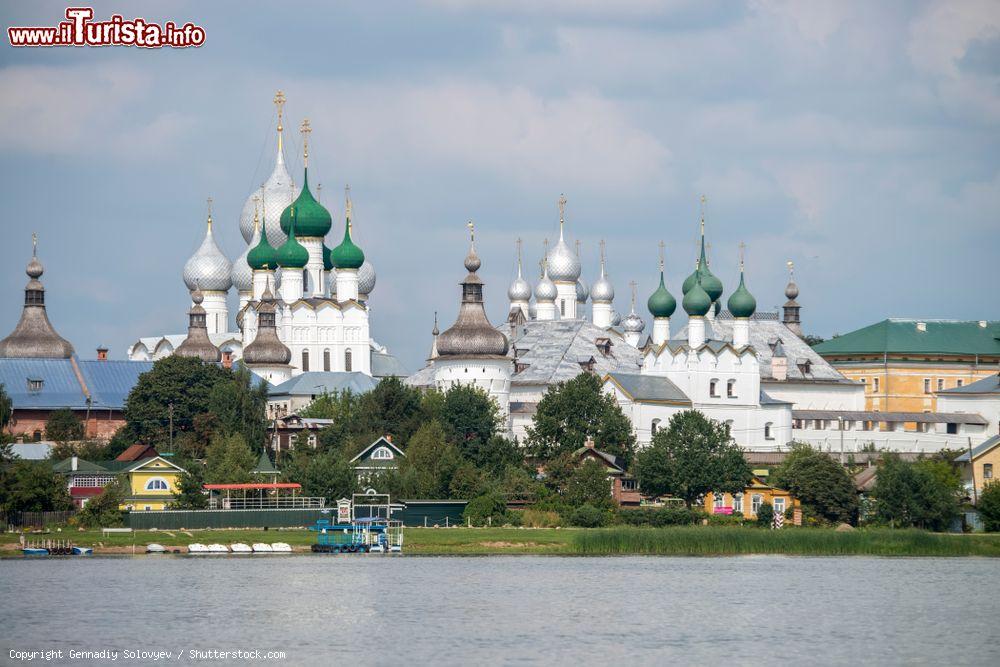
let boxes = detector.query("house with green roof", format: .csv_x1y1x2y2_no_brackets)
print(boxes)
53,455,186,510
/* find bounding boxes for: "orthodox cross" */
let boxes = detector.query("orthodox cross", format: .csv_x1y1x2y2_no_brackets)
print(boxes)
273,90,286,132
558,193,567,232
300,118,311,165
32,232,37,256
658,240,665,272
739,241,746,272
629,280,637,310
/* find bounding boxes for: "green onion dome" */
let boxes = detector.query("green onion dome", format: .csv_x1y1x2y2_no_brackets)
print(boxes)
682,277,711,316
727,271,756,318
682,264,700,294
275,209,309,269
647,271,676,318
332,222,365,270
247,218,278,270
322,243,333,271
701,266,723,304
279,168,331,238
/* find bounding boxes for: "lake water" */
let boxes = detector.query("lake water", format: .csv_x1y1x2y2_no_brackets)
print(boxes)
3,556,998,665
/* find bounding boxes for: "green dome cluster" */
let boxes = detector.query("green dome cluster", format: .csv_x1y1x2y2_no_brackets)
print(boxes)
276,209,309,269
247,224,277,270
682,237,723,304
279,169,332,238
727,272,757,318
647,272,676,318
682,277,712,316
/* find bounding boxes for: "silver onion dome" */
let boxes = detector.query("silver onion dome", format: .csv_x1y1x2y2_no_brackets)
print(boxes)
576,276,589,303
358,260,376,297
591,274,614,303
239,145,295,245
183,218,232,292
611,310,622,327
508,240,532,301
231,221,259,294
623,311,645,333
535,271,557,302
548,236,581,283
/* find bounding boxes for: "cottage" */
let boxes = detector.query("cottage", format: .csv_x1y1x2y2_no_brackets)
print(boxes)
53,455,186,510
570,438,640,507
703,477,799,519
350,436,405,483
954,435,1000,499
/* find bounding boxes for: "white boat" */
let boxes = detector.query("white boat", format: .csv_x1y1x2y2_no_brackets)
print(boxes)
146,544,166,553
230,543,252,554
187,543,209,554
270,542,292,553
72,546,93,555
251,543,273,553
207,543,229,553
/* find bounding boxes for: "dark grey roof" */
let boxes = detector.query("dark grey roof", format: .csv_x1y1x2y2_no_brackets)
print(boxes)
371,350,408,377
605,372,690,404
792,409,987,425
955,435,1000,462
678,312,854,384
760,390,793,405
268,371,378,397
938,373,1000,395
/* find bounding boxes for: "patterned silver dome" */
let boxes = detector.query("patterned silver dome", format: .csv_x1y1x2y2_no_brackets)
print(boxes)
611,310,622,327
231,220,260,294
535,267,557,302
509,275,531,301
358,259,376,297
239,142,295,245
576,277,589,303
183,218,232,292
591,269,614,304
623,311,645,333
548,234,581,283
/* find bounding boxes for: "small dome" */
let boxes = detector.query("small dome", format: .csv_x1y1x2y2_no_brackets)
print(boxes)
591,272,614,303
239,142,295,245
26,255,43,279
623,311,645,333
358,260,376,296
682,278,711,316
322,244,334,272
508,275,531,302
548,236,581,282
727,272,757,318
701,266,723,303
647,272,676,319
231,221,260,293
275,211,308,269
785,279,799,300
332,220,365,270
535,270,557,302
191,288,205,305
464,246,481,273
576,277,589,303
279,168,332,238
247,220,278,271
681,265,700,295
611,310,622,327
183,218,232,292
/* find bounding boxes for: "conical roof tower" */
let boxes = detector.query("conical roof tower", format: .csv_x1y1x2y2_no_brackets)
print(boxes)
0,236,74,359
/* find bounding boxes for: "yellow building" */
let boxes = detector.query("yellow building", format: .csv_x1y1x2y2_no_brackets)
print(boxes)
703,477,800,519
955,435,1000,499
815,319,1000,413
55,455,186,511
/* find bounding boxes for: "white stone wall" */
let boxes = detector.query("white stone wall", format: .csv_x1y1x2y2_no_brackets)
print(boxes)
433,357,512,417
938,393,1000,441
762,380,865,411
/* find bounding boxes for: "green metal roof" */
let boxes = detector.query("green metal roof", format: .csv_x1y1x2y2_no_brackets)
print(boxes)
252,449,279,475
814,319,1000,357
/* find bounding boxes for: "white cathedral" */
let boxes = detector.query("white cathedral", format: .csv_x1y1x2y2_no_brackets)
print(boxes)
127,93,405,384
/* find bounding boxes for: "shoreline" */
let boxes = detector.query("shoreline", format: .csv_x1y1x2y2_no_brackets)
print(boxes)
4,526,1000,558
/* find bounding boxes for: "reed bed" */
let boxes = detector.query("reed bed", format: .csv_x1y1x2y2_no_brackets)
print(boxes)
572,526,1000,557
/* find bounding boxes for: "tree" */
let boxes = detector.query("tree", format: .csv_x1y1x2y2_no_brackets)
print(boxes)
449,463,486,499
440,384,501,462
462,492,509,526
802,334,825,347
204,433,256,484
756,501,775,527
281,449,358,503
564,460,614,510
526,373,636,466
45,408,85,442
399,421,462,498
76,478,127,527
171,464,208,510
874,455,962,530
634,410,751,508
0,383,12,433
472,435,523,475
123,356,228,446
0,461,73,512
354,377,425,446
207,364,270,450
773,442,858,524
978,482,1000,532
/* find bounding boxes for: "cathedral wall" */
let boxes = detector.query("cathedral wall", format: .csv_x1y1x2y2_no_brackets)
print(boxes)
762,381,865,411
434,358,511,416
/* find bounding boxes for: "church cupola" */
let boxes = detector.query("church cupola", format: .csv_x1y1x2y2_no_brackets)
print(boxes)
547,195,582,319
174,288,222,363
534,239,558,321
240,90,296,246
782,260,803,337
728,243,757,348
182,200,231,334
647,242,676,345
333,187,365,302
590,240,615,329
507,238,532,317
683,272,711,349
242,277,292,383
622,281,646,348
275,208,309,269
278,119,332,239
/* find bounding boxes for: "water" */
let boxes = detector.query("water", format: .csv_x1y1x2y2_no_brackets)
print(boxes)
3,556,998,665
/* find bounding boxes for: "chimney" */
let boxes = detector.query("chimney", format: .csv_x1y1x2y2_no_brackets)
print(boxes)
71,455,78,471
584,437,595,449
772,356,787,382
385,434,392,443
96,347,108,361
222,351,233,369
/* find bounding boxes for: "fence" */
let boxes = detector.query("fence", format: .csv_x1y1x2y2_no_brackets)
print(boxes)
2,510,76,529
126,508,329,530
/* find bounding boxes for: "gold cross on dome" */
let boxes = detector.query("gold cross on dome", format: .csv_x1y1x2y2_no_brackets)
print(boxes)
558,193,567,222
344,184,352,221
300,118,311,164
273,90,286,130
32,232,37,256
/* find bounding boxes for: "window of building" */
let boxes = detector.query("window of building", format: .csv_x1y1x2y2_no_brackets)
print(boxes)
651,418,661,435
923,378,931,394
145,478,169,491
764,422,774,440
371,446,394,460
302,349,310,372
345,348,353,372
751,494,763,515
621,478,637,491
773,497,786,515
727,379,737,398
308,434,317,448
873,377,880,393
984,463,994,480
957,379,964,387
323,349,331,372
709,379,719,398
27,378,43,393
714,493,725,510
946,423,958,435
732,493,743,513
936,378,944,392
560,300,566,317
302,269,310,293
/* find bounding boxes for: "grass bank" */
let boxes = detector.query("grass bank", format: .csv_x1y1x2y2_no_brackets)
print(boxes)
4,526,999,557
573,526,1000,557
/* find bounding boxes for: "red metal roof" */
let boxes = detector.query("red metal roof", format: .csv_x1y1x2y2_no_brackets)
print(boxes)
69,487,105,497
202,483,301,490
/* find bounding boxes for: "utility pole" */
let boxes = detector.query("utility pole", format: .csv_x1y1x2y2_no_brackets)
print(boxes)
838,416,845,466
168,402,175,453
968,436,978,506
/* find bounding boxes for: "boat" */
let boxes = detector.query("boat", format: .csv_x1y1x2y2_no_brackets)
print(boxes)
251,543,273,553
270,542,292,553
207,543,229,553
308,494,403,554
146,544,166,554
230,543,252,554
71,546,93,556
22,547,48,556
187,543,209,554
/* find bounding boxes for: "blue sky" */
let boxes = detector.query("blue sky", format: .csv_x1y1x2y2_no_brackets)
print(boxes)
1,0,998,372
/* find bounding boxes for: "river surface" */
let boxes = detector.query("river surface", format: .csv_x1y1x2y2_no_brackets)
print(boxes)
2,555,998,665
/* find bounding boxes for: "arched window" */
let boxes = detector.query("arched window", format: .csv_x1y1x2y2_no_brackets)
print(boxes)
302,349,310,372
345,348,353,372
323,349,331,372
651,418,661,435
709,379,719,398
145,477,169,491
302,269,310,293
727,379,737,398
371,447,394,460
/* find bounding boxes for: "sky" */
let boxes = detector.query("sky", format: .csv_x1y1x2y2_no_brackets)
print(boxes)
0,0,998,373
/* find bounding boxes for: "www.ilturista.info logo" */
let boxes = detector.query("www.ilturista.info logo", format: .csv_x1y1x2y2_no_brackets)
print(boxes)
8,7,205,48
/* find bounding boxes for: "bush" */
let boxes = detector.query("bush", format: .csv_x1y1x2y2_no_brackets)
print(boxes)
705,511,747,526
463,492,509,527
519,508,562,528
756,501,774,527
566,504,609,527
76,479,128,528
617,506,696,527
979,482,1000,532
